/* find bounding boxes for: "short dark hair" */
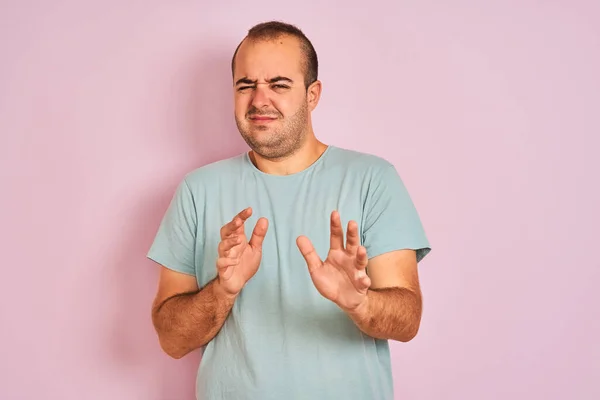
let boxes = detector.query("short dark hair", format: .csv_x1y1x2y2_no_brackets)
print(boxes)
231,21,319,88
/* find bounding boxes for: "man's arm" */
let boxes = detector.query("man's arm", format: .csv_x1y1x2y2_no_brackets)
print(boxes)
150,207,268,359
297,211,426,343
151,266,236,359
347,249,422,342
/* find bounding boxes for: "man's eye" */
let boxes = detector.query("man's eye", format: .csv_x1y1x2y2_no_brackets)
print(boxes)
238,86,254,91
272,84,290,89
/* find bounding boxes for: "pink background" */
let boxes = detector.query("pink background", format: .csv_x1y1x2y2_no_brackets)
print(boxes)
1,1,599,399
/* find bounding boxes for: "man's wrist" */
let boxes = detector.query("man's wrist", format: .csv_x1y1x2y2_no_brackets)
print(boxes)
213,278,238,304
343,293,371,325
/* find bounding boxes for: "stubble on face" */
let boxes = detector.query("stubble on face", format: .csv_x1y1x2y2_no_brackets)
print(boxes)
235,99,309,160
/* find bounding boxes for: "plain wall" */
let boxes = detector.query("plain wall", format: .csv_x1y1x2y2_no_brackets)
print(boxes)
1,1,598,399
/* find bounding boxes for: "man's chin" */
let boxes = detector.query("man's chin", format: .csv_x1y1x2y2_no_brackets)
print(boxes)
244,137,290,157
251,125,271,132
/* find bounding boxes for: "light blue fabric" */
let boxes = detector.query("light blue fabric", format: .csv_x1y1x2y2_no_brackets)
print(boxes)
147,145,431,400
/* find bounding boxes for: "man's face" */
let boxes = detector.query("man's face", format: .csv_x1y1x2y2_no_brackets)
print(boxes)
233,35,311,159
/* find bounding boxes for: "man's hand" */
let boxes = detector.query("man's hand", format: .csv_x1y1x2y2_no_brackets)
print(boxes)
296,211,371,312
216,207,268,296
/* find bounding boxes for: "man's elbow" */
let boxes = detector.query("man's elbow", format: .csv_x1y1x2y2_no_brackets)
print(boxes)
395,307,422,342
395,323,420,342
397,291,422,342
158,337,190,359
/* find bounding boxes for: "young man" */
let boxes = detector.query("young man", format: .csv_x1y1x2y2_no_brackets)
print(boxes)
148,21,431,400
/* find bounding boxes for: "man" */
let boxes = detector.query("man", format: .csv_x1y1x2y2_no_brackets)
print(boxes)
147,21,431,400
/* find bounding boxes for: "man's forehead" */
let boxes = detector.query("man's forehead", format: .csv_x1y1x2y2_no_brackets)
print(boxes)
234,42,303,79
237,36,302,62
242,34,300,50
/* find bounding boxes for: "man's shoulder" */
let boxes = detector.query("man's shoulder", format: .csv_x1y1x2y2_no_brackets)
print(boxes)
182,152,247,187
327,145,395,172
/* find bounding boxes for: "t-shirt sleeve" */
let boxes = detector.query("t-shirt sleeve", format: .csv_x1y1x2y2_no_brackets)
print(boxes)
147,177,198,276
362,162,431,263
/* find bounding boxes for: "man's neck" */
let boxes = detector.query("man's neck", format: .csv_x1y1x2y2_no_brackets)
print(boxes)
249,138,328,176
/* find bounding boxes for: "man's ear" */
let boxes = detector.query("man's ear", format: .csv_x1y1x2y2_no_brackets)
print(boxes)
307,80,322,111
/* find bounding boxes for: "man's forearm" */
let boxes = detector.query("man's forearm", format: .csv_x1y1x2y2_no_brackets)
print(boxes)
152,278,236,358
346,287,422,342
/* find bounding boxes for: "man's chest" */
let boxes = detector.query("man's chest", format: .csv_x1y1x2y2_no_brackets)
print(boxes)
195,179,367,288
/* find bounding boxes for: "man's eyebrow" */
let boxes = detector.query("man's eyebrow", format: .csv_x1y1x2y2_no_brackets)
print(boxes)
235,76,294,86
268,76,293,84
235,77,255,86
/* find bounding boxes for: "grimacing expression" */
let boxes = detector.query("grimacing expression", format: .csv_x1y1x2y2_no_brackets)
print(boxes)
233,36,311,159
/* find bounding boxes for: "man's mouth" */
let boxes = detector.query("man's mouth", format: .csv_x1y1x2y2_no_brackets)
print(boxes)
249,115,278,123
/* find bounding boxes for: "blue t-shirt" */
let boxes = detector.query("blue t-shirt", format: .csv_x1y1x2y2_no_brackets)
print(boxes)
147,145,431,400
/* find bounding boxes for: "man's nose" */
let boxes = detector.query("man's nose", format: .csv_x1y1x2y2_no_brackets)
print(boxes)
250,84,270,108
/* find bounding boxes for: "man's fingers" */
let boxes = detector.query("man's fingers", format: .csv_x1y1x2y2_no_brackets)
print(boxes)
220,217,242,240
296,236,323,273
345,220,360,254
216,256,240,270
249,218,269,249
356,273,371,291
329,211,344,250
351,247,371,292
354,245,369,270
220,207,252,239
218,235,242,256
